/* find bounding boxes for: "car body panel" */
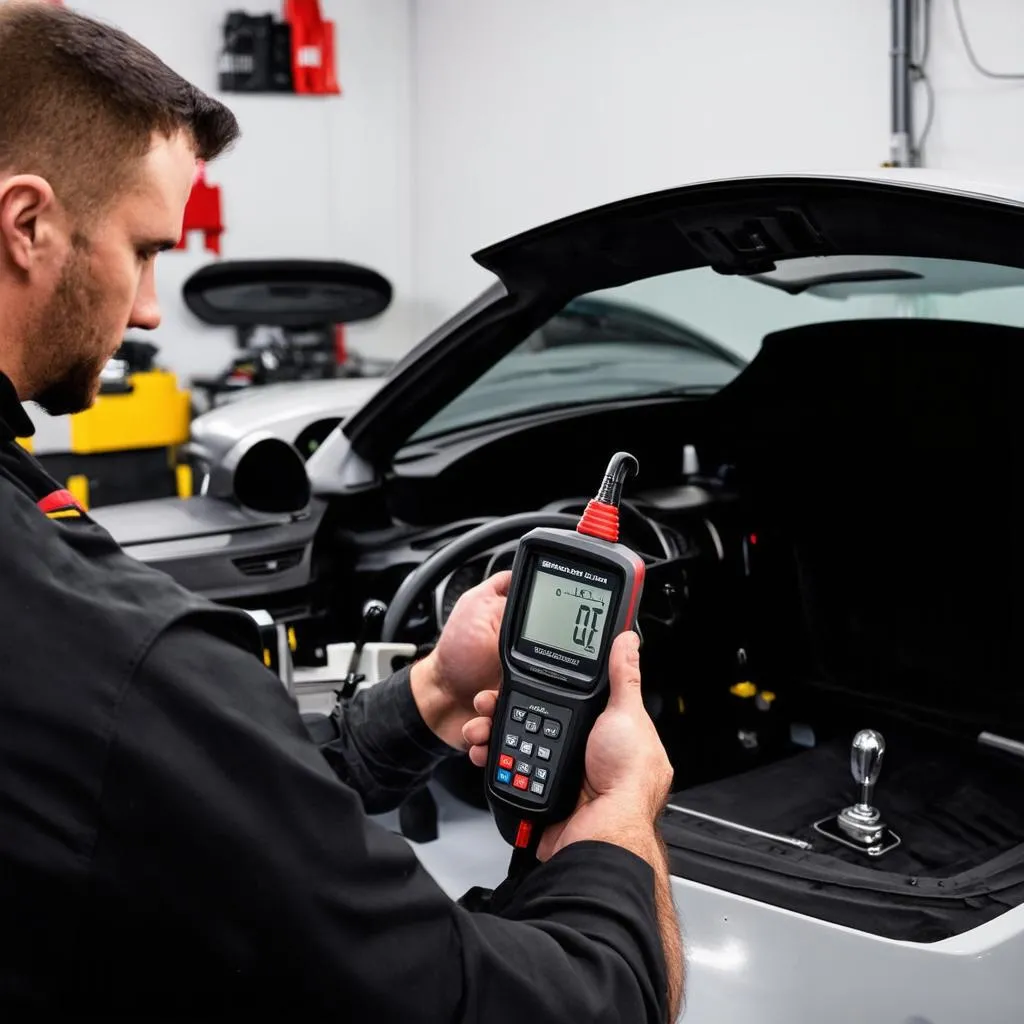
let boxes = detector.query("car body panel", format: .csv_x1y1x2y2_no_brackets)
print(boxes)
391,783,1024,1024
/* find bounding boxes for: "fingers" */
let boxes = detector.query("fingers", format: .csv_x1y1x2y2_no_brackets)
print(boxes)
473,688,498,716
606,630,642,708
483,569,512,597
462,715,492,748
468,744,489,768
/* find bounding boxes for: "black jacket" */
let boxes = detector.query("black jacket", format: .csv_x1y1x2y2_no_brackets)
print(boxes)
0,374,667,1021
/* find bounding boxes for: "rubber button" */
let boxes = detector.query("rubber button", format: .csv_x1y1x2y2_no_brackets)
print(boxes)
542,718,561,739
524,714,541,734
496,768,512,785
498,753,515,770
511,707,527,723
512,773,529,791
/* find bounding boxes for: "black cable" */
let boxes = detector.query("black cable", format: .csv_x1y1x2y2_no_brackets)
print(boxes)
913,72,935,165
916,0,930,67
952,0,1024,80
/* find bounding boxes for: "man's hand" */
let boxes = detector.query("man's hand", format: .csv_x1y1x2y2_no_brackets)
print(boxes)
463,630,683,1018
409,571,511,750
464,631,672,854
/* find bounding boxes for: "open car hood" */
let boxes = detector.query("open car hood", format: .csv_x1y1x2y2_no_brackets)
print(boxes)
332,169,1024,467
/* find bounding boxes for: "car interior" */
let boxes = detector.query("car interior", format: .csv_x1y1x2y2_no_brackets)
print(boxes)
305,310,1023,944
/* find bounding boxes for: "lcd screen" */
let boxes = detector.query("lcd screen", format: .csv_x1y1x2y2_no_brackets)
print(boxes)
520,569,613,660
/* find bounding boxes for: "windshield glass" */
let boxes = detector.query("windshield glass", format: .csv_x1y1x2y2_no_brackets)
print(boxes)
408,255,1024,444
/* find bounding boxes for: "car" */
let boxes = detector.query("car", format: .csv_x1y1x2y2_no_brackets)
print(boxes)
90,169,1024,1022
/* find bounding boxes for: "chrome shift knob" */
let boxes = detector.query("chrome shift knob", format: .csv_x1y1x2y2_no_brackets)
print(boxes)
851,729,885,793
814,728,900,856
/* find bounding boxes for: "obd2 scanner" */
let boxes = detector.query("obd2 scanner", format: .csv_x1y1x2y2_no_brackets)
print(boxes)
486,452,646,876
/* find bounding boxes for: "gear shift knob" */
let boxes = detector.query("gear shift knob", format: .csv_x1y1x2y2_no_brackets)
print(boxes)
851,728,885,798
814,728,900,856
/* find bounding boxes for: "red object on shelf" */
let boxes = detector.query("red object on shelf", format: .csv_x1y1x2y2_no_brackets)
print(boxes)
284,0,341,95
333,324,348,364
175,161,224,255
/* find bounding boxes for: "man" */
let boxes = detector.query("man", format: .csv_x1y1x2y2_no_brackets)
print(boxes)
0,3,683,1020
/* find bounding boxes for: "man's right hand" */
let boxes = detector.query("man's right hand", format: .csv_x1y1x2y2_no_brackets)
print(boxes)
464,629,683,1019
535,630,673,863
463,630,673,866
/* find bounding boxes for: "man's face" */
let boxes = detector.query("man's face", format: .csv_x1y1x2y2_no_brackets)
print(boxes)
30,131,197,416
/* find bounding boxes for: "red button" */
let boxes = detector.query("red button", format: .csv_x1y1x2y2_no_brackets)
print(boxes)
512,773,529,791
498,754,515,770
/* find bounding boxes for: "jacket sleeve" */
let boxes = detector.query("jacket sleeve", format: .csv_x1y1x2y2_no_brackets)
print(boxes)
315,663,459,813
88,615,669,1023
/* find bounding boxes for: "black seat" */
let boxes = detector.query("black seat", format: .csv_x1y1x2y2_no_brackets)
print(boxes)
705,317,1023,739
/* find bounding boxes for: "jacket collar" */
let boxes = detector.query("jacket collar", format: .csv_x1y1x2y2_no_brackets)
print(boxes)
0,372,35,442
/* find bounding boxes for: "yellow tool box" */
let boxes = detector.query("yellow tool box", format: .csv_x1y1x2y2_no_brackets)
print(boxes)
18,363,194,509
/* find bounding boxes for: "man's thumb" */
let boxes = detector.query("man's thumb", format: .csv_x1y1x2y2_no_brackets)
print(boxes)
607,630,642,706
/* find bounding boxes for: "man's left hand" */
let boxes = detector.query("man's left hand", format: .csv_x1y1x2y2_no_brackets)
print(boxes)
409,571,510,751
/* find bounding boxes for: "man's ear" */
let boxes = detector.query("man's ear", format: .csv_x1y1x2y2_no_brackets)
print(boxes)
0,174,60,273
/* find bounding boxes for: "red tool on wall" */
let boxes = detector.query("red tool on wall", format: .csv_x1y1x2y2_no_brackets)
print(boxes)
284,0,341,95
175,161,225,255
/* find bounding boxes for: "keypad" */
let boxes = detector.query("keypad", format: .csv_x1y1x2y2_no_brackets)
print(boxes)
493,692,571,803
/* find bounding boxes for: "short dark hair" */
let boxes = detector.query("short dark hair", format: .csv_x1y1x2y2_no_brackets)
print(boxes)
0,1,240,216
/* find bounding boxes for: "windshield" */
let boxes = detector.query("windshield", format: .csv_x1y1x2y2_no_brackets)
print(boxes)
408,255,1024,444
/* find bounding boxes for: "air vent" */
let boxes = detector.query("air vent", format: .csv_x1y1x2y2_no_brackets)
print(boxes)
233,547,305,576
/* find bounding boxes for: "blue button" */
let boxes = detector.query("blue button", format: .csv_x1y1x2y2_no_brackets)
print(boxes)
496,768,512,785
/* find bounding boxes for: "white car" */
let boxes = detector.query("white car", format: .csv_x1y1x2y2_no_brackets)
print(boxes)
95,169,1024,1022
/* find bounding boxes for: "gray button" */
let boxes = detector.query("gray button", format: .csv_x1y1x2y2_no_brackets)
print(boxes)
515,761,532,776
537,746,551,760
534,767,548,782
524,714,541,734
504,733,519,749
511,707,527,723
519,741,534,756
530,780,545,796
542,718,561,739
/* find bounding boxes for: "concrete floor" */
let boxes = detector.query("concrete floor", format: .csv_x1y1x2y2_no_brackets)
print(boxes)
371,783,511,899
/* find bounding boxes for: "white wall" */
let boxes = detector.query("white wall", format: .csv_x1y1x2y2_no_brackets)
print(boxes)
67,0,414,379
410,0,1024,340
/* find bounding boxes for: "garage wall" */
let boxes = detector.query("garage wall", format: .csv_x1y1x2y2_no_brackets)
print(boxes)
409,0,1024,348
66,0,415,380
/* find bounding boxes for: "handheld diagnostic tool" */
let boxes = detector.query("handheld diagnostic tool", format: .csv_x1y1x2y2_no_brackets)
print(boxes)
486,452,646,864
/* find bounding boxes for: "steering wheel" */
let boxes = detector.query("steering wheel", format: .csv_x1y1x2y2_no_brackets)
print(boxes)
380,512,579,642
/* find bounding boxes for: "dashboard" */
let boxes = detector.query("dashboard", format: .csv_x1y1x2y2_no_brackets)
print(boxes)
424,491,730,632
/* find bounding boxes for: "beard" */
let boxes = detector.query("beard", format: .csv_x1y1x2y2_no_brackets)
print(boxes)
30,249,113,418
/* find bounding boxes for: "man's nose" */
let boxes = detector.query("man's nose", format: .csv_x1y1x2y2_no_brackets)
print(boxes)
129,291,162,331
